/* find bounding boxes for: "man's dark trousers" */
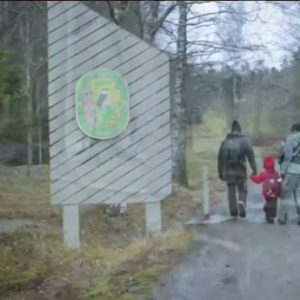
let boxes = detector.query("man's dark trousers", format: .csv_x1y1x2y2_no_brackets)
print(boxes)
227,182,247,217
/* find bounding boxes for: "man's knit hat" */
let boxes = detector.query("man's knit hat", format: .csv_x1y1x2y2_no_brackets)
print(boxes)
231,120,241,133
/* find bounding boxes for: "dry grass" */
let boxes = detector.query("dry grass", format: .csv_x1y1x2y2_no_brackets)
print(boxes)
0,227,192,300
0,167,197,300
187,113,225,190
254,145,280,159
0,111,243,299
186,144,219,190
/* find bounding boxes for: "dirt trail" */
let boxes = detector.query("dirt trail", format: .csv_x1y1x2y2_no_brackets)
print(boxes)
154,158,300,300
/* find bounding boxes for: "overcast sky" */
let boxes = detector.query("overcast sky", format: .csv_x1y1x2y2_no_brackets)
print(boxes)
159,1,294,69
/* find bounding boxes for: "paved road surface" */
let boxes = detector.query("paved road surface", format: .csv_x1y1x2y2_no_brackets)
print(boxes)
154,159,300,300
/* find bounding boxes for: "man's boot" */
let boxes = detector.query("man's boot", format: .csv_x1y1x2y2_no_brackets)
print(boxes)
238,201,246,218
278,213,288,225
296,204,300,225
237,182,247,218
230,212,238,221
228,185,238,219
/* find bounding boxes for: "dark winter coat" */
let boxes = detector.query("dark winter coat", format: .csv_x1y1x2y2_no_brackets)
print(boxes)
218,132,257,184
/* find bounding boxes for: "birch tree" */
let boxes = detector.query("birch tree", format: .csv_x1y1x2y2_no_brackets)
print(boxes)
22,21,33,176
252,62,265,137
0,1,47,168
270,2,300,121
171,1,188,192
218,1,246,124
14,2,47,174
85,1,176,45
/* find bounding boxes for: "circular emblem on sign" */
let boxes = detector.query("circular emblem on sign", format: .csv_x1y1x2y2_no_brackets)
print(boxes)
75,68,130,139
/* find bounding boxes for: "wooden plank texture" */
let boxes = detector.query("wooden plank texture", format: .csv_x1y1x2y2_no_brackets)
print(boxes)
48,1,171,205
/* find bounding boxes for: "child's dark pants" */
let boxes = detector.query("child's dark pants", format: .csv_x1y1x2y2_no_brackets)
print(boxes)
264,197,278,221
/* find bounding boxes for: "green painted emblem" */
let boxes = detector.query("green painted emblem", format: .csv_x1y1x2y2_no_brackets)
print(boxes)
75,68,130,139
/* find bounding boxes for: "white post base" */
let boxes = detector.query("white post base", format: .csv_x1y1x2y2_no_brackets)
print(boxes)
119,203,127,214
145,202,162,233
63,205,80,249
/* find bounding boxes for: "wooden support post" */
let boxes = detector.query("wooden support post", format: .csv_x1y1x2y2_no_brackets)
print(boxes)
63,205,80,249
145,202,162,233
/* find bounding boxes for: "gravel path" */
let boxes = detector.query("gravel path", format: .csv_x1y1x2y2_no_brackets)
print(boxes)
154,158,300,300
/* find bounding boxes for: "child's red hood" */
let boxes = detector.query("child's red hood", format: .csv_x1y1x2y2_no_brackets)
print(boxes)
263,156,275,170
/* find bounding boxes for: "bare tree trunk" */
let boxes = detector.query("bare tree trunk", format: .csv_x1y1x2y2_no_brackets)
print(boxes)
23,21,33,176
218,2,246,124
253,72,263,137
143,1,160,43
232,74,239,121
171,1,189,193
36,80,42,164
26,85,33,175
1,1,10,122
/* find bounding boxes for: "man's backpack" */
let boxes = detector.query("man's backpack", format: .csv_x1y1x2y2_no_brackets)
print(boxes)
292,138,300,160
263,173,280,198
223,137,242,165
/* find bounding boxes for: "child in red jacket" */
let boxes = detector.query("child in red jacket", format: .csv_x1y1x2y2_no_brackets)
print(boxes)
250,156,281,224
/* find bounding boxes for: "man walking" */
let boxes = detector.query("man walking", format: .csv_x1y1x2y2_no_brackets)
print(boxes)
218,120,257,218
278,123,300,225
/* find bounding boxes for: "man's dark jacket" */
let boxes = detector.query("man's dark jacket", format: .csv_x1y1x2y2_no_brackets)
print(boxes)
218,132,257,184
